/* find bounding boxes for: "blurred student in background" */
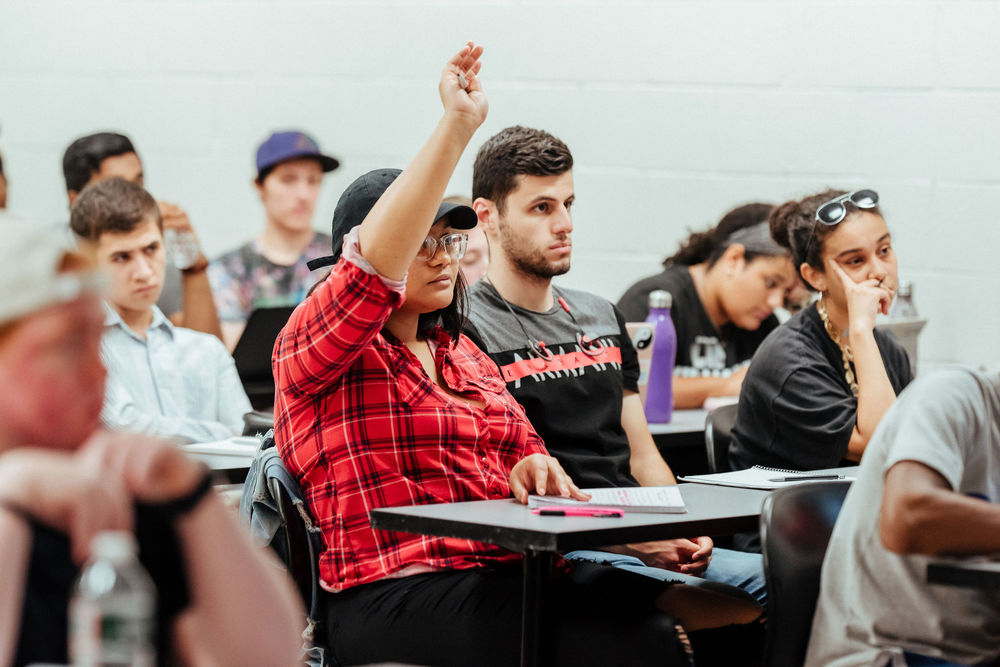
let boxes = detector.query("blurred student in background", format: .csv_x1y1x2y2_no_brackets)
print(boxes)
62,131,221,338
618,203,796,409
71,178,250,443
729,189,911,478
209,130,339,351
0,221,301,666
444,194,490,284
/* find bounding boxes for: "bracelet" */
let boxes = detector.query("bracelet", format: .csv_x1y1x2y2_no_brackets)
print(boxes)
149,467,215,520
181,256,209,274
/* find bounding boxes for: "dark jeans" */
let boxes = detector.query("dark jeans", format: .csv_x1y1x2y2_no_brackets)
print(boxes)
323,561,692,667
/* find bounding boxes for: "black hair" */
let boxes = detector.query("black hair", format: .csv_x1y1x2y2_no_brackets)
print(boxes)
473,126,573,214
70,178,161,242
417,263,468,342
769,189,883,291
62,132,137,193
665,202,775,268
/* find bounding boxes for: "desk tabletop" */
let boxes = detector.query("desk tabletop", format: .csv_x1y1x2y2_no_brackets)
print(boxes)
182,436,258,471
648,409,707,435
370,482,770,554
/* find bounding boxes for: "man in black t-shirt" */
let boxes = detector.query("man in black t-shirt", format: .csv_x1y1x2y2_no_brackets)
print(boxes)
464,126,767,609
0,223,302,666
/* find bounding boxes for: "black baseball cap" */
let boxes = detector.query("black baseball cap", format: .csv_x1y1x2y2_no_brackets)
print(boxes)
307,168,477,270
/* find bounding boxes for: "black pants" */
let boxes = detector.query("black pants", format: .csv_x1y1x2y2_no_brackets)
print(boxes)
323,561,692,667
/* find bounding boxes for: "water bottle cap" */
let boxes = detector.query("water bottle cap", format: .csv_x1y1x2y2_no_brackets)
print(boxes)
91,531,139,561
896,280,912,296
648,290,672,309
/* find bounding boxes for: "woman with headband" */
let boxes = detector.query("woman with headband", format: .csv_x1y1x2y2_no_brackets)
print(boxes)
618,203,798,409
728,189,912,480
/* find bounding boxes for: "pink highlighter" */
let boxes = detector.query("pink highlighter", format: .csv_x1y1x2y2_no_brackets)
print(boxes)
531,506,624,518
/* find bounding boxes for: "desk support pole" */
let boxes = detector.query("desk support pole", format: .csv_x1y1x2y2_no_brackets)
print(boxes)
521,550,552,667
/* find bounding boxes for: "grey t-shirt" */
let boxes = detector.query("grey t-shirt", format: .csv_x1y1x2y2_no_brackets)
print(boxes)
806,366,1000,667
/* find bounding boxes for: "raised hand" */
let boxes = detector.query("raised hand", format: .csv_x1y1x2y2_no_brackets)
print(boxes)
439,41,488,129
828,259,893,334
509,453,590,504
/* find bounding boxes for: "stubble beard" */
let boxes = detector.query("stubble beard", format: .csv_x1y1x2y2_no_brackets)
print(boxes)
498,223,571,281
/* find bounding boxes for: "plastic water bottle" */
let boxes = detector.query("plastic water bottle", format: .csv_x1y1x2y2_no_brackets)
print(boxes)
644,290,677,424
889,280,918,319
163,228,201,270
69,531,156,667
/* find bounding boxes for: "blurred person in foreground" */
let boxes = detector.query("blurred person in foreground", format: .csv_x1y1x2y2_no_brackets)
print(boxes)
0,221,302,666
806,365,1000,666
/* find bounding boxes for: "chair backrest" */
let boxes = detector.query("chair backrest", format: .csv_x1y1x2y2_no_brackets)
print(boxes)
703,403,738,473
759,481,852,667
269,476,324,613
252,437,331,666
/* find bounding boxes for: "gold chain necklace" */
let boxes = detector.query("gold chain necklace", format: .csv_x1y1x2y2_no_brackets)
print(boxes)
817,298,859,398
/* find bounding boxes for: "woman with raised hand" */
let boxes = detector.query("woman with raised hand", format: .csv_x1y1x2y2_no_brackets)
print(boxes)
272,43,750,666
728,189,912,477
618,203,798,409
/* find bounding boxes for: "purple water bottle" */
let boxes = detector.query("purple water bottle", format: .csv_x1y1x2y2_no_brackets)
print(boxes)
644,289,676,423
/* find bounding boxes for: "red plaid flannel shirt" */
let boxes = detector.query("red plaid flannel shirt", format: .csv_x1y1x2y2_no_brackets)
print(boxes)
273,249,547,592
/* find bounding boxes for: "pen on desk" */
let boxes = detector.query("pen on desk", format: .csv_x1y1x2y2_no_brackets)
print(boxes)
768,474,844,483
532,507,624,518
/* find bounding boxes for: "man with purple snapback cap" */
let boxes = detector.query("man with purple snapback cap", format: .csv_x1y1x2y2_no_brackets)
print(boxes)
209,130,339,350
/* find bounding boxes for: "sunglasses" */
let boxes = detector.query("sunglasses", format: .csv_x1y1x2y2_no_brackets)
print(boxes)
416,233,468,262
802,189,880,263
815,189,879,226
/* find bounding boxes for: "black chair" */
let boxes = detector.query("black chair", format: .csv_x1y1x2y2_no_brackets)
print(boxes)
703,403,738,473
759,481,852,667
242,410,275,437
245,436,331,666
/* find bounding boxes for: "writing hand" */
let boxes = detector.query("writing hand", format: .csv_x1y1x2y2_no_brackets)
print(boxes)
509,453,590,504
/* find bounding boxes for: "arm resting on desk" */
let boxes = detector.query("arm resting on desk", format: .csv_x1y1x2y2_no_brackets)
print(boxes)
880,460,1000,556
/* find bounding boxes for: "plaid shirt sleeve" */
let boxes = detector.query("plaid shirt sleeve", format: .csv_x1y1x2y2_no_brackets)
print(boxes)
272,249,554,591
272,233,405,398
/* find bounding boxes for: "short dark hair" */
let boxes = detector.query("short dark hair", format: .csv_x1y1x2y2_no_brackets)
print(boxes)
62,132,137,193
70,178,161,242
472,126,573,214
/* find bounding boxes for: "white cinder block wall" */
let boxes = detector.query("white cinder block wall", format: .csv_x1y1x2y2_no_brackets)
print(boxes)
2,0,998,370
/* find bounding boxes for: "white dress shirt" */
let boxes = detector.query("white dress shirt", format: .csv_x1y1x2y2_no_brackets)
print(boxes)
100,303,251,443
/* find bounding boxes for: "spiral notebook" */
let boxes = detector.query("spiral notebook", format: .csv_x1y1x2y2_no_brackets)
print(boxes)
527,486,686,514
678,465,854,491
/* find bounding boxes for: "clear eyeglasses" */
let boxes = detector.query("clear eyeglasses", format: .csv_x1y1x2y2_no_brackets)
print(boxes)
416,233,468,262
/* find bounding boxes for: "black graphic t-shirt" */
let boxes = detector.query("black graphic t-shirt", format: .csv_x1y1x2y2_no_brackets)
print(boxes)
617,264,779,377
465,281,640,489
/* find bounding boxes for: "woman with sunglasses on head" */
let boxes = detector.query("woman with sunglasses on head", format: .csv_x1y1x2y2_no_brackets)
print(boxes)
270,43,731,667
728,189,912,480
617,203,798,409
